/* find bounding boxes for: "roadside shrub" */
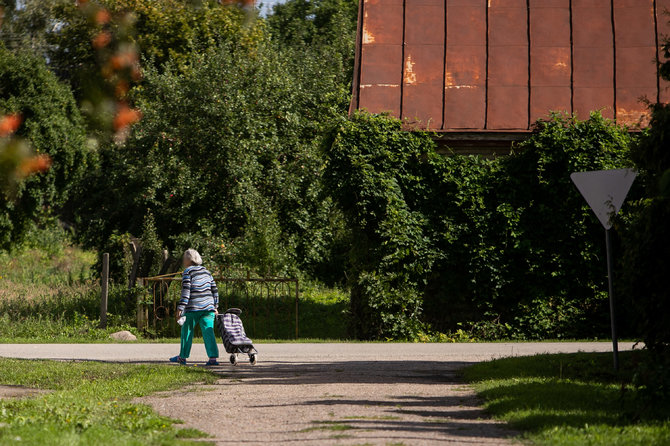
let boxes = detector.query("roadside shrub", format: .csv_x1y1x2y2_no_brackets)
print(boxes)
325,111,632,340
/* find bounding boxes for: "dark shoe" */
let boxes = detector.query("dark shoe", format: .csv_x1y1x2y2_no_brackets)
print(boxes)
204,358,220,366
169,355,186,365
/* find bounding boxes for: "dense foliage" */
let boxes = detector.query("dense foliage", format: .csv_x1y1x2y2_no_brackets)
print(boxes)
325,112,632,340
74,40,349,280
56,0,259,79
620,103,670,406
0,0,261,84
0,46,91,249
2,0,665,348
267,0,358,92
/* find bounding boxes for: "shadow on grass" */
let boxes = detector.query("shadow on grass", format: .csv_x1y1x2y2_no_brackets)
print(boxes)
463,351,670,436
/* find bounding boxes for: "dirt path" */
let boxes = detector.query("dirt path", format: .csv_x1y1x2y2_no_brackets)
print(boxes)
141,357,515,445
0,385,48,399
136,343,630,446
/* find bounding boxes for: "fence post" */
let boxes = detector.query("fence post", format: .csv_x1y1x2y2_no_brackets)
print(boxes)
136,278,145,330
100,253,109,328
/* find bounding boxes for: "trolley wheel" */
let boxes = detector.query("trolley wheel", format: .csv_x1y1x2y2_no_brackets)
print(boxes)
249,354,257,365
229,354,237,366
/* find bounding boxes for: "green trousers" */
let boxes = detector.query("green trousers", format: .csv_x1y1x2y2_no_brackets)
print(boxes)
180,311,219,359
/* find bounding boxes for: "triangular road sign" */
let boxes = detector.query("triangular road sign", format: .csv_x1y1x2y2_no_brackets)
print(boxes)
570,168,636,229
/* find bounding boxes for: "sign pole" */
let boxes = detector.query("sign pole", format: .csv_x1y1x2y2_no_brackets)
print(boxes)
570,168,635,372
605,229,619,371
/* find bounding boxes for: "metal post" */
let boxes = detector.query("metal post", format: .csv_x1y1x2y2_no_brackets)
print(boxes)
100,253,109,329
605,229,619,371
295,279,299,339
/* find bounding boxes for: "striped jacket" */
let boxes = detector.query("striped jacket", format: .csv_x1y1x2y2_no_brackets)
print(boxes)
178,265,219,313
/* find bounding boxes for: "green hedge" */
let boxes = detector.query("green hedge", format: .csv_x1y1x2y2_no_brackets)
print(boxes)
325,111,633,340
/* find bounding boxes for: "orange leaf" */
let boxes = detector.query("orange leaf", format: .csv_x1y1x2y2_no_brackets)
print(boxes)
113,104,142,130
95,9,111,25
110,50,139,70
18,155,52,177
0,114,22,137
92,31,112,49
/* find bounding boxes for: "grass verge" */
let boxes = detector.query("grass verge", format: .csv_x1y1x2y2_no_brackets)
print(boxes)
464,351,670,446
0,240,352,342
0,359,217,445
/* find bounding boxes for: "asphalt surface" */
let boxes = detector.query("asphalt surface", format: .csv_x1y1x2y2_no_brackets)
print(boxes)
0,342,635,445
0,341,634,363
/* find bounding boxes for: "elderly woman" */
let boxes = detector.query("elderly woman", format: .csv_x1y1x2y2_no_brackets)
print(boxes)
169,249,220,366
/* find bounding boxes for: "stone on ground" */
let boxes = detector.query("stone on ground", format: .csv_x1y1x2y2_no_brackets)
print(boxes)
109,330,137,342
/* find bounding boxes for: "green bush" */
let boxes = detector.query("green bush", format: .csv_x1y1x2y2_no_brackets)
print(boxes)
324,112,441,338
325,111,633,340
0,46,92,250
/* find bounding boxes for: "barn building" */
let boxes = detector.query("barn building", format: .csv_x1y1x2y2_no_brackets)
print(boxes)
350,0,669,154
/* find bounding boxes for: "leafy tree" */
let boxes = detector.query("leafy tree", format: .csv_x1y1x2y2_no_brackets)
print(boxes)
0,46,91,249
1,0,262,91
267,0,357,49
266,0,358,99
0,0,64,53
74,41,348,280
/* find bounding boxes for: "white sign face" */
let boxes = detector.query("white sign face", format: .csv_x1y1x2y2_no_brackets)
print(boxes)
570,168,637,229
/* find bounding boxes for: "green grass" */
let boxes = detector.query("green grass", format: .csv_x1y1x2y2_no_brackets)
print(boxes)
0,237,352,342
465,351,670,446
0,240,143,343
300,421,354,432
342,415,401,420
145,280,350,340
0,358,217,445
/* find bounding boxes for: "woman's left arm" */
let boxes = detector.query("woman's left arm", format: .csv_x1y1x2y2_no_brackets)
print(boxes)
177,270,191,319
211,278,219,315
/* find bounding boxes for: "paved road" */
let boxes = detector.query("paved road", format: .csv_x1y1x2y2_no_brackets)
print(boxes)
0,341,634,363
0,342,634,446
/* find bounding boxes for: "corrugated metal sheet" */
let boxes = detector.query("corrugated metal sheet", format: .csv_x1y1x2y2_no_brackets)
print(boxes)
351,0,667,131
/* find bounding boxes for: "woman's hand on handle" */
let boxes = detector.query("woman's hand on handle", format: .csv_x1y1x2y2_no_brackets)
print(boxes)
176,309,183,322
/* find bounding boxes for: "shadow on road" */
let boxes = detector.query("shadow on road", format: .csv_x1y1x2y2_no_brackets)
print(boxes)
207,359,472,385
137,358,520,445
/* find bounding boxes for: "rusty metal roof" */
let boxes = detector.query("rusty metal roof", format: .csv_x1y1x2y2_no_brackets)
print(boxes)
350,0,668,131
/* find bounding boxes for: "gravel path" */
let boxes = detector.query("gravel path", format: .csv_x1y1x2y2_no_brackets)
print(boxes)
0,342,634,445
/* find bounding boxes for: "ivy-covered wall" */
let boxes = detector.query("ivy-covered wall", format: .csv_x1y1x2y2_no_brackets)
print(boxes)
325,111,633,340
